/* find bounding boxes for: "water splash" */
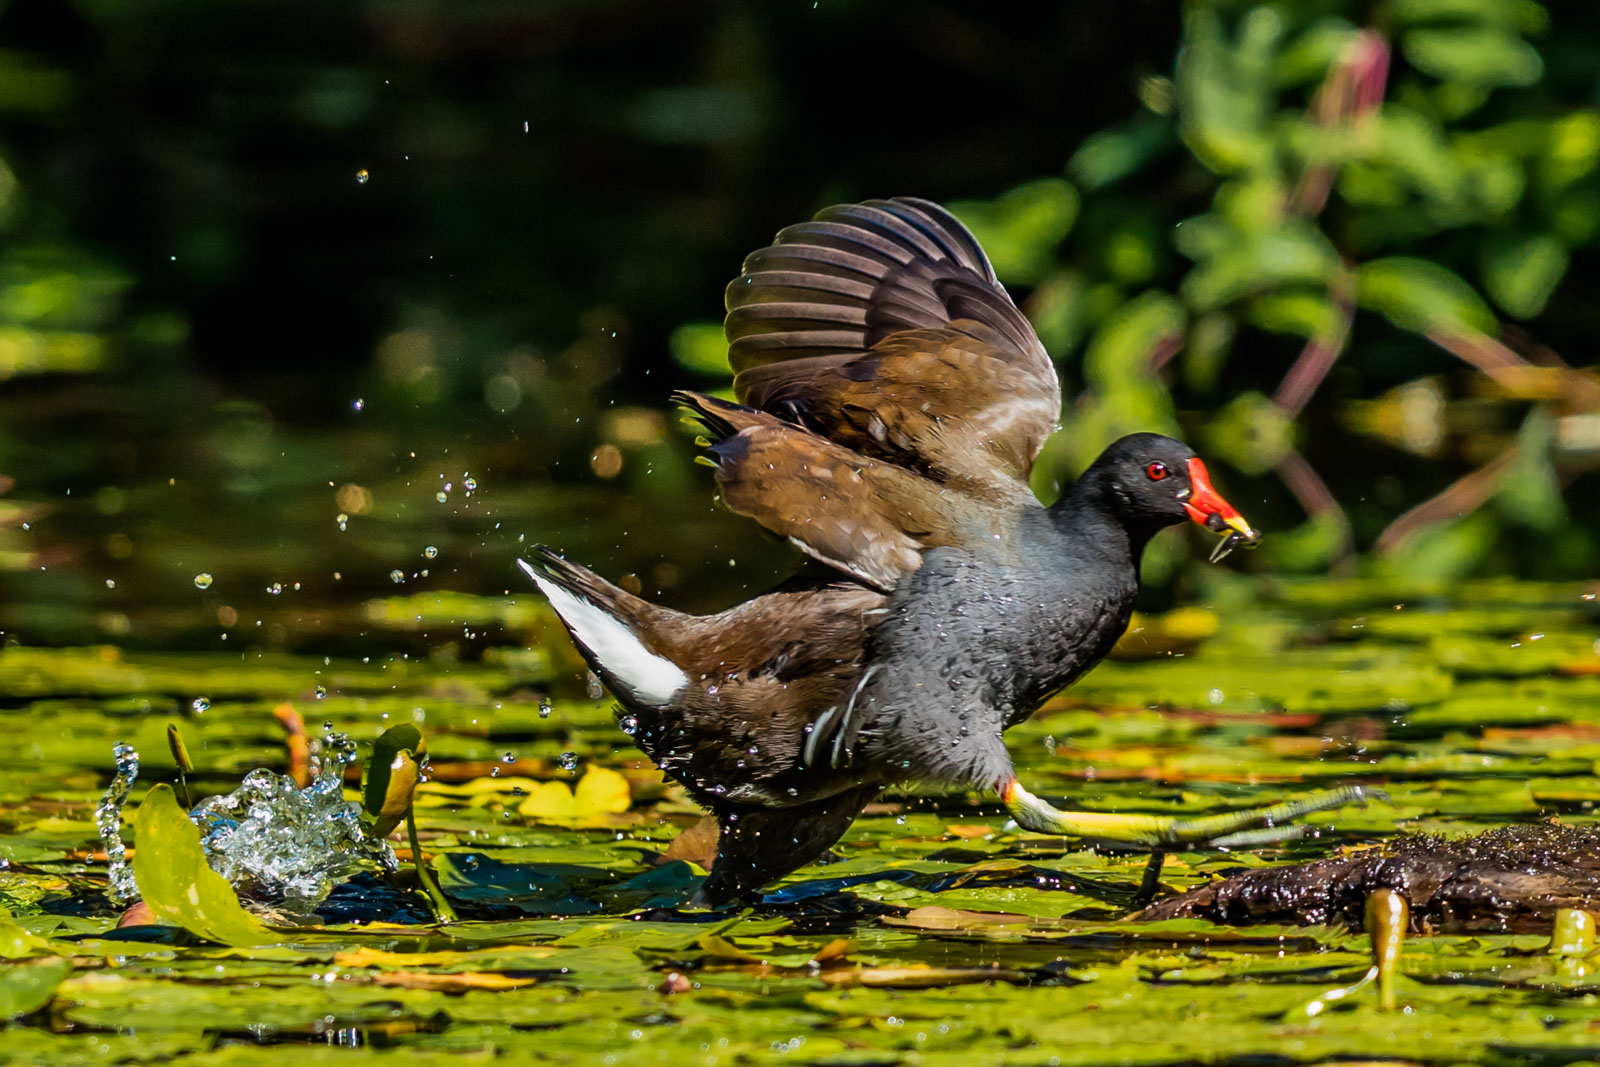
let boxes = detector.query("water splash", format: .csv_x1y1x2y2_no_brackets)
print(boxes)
192,729,396,916
96,742,141,904
97,728,397,918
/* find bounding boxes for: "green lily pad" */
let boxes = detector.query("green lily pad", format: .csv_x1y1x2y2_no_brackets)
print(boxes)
0,956,73,1019
130,784,275,947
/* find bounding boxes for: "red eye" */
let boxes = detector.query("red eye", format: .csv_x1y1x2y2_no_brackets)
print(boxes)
1145,461,1168,481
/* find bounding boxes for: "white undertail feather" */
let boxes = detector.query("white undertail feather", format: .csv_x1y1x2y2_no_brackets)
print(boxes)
516,559,687,705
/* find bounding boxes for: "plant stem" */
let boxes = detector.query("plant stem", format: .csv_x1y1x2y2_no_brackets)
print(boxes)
405,807,457,923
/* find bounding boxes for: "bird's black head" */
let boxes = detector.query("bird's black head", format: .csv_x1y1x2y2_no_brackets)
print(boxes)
1071,433,1261,561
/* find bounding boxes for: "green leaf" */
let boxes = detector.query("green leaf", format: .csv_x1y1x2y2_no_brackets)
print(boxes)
667,322,730,378
364,723,425,835
0,957,72,1019
165,723,193,774
1272,18,1361,87
1261,512,1347,573
1402,26,1543,89
131,784,274,947
947,179,1079,285
1379,512,1499,582
1389,0,1548,33
1371,108,1462,206
1496,407,1564,532
1355,257,1497,336
371,750,421,838
1083,291,1186,393
1481,232,1568,319
1202,392,1293,476
0,911,58,959
1068,114,1173,191
1246,290,1340,340
1180,221,1341,312
1177,7,1281,175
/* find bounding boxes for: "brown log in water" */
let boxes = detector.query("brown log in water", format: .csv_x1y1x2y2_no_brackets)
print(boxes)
1140,823,1600,933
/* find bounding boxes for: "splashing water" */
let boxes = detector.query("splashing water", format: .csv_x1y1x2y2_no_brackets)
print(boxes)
98,728,396,918
97,742,141,905
191,729,396,916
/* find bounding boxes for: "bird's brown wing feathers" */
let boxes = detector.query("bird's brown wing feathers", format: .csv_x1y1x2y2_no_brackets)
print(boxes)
724,197,1059,497
678,392,1003,590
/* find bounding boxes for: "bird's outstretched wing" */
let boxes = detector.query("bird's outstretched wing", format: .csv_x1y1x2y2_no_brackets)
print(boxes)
725,197,1059,498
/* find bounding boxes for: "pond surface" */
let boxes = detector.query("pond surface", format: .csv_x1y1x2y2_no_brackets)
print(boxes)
5,415,1600,1064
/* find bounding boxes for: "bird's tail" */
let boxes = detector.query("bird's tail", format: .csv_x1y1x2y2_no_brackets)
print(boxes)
517,548,688,706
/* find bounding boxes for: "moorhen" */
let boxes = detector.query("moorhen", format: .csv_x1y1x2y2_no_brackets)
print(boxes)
522,197,1366,906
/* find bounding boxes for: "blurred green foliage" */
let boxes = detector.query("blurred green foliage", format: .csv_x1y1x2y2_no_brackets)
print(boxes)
673,0,1600,583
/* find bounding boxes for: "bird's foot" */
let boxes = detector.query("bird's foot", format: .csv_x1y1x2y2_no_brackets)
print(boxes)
1000,779,1376,849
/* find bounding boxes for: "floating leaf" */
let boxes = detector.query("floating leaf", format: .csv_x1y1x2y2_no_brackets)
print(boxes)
517,766,631,821
660,814,720,869
0,957,72,1019
0,911,57,960
130,784,274,947
574,765,631,813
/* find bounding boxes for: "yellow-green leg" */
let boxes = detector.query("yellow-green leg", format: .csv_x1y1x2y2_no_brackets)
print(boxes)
1000,779,1373,849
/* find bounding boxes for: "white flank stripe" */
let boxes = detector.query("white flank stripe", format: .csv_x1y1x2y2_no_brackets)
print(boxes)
516,559,687,705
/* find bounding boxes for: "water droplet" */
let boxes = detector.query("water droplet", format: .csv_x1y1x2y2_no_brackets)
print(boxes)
105,579,115,589
389,569,405,584
1207,688,1225,705
423,545,438,559
352,397,365,411
266,582,282,595
463,476,478,492
192,697,210,713
489,766,500,777
336,513,348,532
557,751,578,773
435,491,448,504
538,697,552,719
618,714,638,735
354,169,369,184
501,752,517,764
194,572,214,590
314,685,327,700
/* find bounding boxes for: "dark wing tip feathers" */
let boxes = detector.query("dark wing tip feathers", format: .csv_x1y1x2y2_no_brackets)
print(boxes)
671,390,749,444
724,196,1020,376
518,544,571,591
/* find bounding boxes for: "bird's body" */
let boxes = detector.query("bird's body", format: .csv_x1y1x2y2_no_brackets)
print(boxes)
525,197,1355,906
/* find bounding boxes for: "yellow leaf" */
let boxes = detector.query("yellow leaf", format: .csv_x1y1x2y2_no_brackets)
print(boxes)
334,945,557,969
573,766,631,815
516,767,631,820
516,780,577,819
371,970,542,992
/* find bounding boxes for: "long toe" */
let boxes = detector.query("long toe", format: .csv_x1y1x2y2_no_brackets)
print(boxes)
1165,784,1377,847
